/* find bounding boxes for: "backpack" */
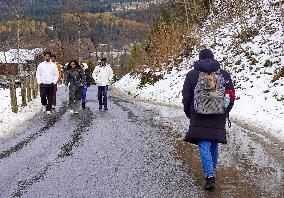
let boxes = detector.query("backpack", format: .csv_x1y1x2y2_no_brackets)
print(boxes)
194,69,226,114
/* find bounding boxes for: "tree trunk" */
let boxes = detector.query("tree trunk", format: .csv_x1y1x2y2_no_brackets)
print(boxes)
78,14,82,62
17,19,20,65
184,0,190,34
9,76,18,113
27,75,32,102
21,76,27,107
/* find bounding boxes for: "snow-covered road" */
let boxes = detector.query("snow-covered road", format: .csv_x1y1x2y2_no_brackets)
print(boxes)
0,86,283,197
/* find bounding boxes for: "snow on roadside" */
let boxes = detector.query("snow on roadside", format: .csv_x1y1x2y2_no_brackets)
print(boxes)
114,65,284,142
0,88,42,140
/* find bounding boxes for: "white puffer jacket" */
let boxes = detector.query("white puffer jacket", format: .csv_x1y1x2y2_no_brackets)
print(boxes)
92,64,114,86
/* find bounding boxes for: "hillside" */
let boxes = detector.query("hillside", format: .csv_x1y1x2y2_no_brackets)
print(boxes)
114,0,284,141
0,0,166,63
0,0,158,21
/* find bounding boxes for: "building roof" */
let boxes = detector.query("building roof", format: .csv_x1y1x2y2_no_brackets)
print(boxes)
0,48,43,64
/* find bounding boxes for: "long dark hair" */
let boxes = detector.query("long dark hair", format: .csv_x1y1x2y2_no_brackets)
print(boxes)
67,60,80,70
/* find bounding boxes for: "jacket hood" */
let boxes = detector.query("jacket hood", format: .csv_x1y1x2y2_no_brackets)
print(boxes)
194,59,221,73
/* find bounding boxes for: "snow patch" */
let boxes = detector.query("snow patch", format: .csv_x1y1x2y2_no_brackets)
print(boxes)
0,88,42,140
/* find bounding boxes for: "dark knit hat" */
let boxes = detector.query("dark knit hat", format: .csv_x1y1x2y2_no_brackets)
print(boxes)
101,57,107,62
199,49,214,60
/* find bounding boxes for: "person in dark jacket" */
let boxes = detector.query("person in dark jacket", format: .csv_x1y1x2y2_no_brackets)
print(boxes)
80,63,91,109
50,54,63,109
65,60,86,114
182,49,235,190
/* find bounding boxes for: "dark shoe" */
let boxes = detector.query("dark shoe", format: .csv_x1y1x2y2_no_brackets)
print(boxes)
99,105,102,110
204,176,215,190
104,108,108,111
82,103,86,109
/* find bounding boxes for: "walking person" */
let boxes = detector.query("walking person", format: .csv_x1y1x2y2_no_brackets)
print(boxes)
182,49,235,190
92,58,113,110
65,60,86,114
36,52,59,115
50,54,63,109
80,63,91,109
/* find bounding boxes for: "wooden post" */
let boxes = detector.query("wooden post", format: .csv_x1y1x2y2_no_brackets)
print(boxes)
32,75,37,99
27,75,32,102
9,76,18,113
34,76,39,97
21,76,27,107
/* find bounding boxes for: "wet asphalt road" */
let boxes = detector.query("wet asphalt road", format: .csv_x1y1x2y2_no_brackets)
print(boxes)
0,86,283,198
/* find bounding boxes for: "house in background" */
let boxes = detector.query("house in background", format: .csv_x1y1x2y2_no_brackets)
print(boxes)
0,48,43,76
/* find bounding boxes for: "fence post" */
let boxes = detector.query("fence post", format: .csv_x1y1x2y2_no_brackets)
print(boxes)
32,75,36,99
34,76,38,98
21,76,27,107
9,76,18,113
27,75,32,102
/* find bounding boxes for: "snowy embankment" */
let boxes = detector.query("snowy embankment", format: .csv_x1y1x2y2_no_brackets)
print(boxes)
0,88,41,140
115,1,284,142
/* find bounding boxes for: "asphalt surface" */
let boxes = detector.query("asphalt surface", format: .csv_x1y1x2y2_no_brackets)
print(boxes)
0,86,283,198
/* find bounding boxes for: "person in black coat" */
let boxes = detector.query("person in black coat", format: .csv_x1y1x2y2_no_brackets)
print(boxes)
80,63,91,109
65,60,86,114
182,49,235,190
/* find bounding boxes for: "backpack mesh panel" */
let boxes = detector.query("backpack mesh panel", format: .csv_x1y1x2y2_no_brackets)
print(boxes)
194,70,226,114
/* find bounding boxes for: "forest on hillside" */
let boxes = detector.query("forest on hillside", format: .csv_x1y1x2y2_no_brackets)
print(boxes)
0,0,155,21
0,0,165,63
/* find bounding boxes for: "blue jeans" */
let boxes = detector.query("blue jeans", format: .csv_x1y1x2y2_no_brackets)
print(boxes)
98,86,108,108
82,87,87,104
198,140,218,177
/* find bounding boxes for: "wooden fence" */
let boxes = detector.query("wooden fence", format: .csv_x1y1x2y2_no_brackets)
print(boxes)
0,62,39,113
8,75,39,113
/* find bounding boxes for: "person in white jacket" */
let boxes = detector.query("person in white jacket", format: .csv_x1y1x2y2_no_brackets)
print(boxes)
92,58,113,110
36,52,59,115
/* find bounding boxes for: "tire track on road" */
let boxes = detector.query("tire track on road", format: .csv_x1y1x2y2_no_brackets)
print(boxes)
0,102,68,161
11,108,94,197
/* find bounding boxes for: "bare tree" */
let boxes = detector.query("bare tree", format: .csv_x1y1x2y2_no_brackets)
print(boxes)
6,0,26,67
66,0,88,62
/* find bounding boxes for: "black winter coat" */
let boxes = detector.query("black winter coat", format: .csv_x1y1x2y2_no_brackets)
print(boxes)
182,58,235,144
65,68,86,101
84,69,91,87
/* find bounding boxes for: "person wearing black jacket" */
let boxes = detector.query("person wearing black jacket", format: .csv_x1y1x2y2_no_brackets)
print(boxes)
80,63,91,109
182,49,235,190
65,60,86,114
